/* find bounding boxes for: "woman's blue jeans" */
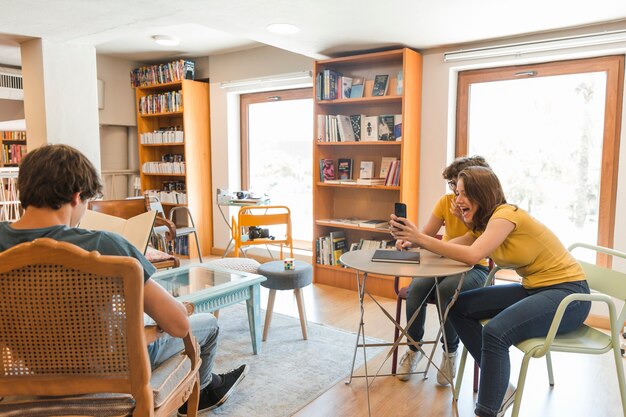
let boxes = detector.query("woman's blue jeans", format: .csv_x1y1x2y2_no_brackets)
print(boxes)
449,280,590,417
405,265,489,353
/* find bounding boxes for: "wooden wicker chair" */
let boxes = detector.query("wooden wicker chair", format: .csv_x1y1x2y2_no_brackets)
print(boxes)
0,238,200,417
88,198,180,270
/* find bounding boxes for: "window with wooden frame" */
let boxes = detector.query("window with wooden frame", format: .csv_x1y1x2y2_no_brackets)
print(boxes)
240,88,313,250
456,56,624,266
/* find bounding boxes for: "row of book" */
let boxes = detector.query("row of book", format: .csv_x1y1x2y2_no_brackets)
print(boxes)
142,162,186,175
1,144,26,165
319,157,400,186
317,114,401,142
140,128,184,144
1,131,26,141
316,70,399,100
316,231,347,266
145,189,188,205
315,232,395,266
174,235,190,256
138,91,183,115
130,59,195,87
380,157,401,186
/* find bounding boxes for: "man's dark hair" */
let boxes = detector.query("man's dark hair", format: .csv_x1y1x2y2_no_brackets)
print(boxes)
18,144,103,210
442,155,490,181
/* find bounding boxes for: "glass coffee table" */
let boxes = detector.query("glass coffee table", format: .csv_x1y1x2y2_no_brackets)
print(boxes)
151,263,267,354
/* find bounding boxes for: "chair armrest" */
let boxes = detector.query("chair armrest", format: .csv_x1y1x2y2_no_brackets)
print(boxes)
154,217,177,242
530,292,616,358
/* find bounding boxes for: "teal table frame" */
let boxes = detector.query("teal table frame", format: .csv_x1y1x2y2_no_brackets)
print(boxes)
151,263,267,354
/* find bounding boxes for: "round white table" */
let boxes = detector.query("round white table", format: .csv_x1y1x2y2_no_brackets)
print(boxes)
340,249,472,416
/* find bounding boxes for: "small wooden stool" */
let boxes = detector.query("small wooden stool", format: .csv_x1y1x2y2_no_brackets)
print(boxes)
258,260,313,341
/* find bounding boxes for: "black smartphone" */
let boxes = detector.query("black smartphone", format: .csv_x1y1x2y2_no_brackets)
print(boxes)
394,202,407,227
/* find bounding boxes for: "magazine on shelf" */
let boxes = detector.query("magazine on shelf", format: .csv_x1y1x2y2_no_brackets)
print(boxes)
372,74,389,96
371,249,421,264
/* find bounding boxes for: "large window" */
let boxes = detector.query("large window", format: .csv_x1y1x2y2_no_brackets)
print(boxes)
456,56,623,262
241,88,313,249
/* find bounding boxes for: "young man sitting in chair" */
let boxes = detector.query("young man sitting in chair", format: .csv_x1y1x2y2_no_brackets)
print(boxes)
0,144,247,416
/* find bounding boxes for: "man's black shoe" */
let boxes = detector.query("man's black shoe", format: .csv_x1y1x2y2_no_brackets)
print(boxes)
178,364,249,416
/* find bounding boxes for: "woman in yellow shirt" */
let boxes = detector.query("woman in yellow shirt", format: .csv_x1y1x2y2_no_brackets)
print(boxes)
390,166,590,417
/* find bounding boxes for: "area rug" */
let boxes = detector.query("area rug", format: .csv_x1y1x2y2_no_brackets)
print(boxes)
207,304,385,417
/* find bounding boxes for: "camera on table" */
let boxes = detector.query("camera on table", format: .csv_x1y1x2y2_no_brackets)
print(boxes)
248,226,273,240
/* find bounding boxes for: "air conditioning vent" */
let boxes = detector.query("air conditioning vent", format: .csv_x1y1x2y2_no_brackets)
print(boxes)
0,67,23,100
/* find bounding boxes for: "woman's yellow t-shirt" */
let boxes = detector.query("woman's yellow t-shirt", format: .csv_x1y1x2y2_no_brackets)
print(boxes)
473,205,585,289
433,194,489,267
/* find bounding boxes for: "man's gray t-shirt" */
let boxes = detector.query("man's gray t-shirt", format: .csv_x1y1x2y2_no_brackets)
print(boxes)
0,222,156,281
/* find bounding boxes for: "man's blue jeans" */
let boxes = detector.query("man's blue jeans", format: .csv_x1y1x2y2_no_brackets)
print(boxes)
405,265,489,353
147,313,219,389
449,280,590,417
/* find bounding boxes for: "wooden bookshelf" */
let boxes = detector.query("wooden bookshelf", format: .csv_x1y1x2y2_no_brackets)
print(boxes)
1,131,27,167
135,79,212,259
313,48,422,298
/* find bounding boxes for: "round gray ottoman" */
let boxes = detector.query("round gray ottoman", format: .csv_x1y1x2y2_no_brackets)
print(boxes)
258,260,313,341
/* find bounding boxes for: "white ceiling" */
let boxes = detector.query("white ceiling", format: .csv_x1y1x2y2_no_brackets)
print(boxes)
1,0,626,66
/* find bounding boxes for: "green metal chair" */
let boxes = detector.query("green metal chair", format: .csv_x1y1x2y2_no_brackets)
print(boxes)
454,243,626,417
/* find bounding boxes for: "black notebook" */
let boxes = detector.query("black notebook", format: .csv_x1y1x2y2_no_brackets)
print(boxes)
371,250,420,264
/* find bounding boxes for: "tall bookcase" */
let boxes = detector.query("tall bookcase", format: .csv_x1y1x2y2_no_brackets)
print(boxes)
1,131,27,166
135,79,212,259
313,48,422,298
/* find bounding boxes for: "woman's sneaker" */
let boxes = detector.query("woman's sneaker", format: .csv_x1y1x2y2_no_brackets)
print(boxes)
396,349,423,381
436,351,458,386
497,382,517,417
178,364,249,416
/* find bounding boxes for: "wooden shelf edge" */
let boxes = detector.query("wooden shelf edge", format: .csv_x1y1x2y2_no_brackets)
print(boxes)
316,182,400,190
315,221,391,234
316,141,401,146
140,142,185,147
139,110,184,118
316,95,401,105
142,172,186,177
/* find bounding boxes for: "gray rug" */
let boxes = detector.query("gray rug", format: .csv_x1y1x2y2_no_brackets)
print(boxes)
207,304,384,417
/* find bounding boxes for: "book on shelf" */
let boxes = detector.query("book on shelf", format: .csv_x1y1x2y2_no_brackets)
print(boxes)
79,210,157,254
378,115,396,141
350,115,362,141
321,158,335,181
356,178,385,185
372,74,389,97
359,160,375,179
360,116,379,142
349,76,365,99
358,219,390,229
336,115,356,141
396,70,403,95
329,230,347,266
394,115,402,141
337,158,353,180
341,77,353,99
379,156,398,179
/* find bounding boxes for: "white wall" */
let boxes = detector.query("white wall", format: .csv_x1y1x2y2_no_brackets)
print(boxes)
96,55,139,127
207,46,314,252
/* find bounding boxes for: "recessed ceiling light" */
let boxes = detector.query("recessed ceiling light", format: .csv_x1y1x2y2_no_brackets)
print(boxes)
266,23,300,35
152,35,180,46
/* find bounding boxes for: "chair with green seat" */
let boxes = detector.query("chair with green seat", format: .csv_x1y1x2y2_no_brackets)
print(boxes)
454,242,626,417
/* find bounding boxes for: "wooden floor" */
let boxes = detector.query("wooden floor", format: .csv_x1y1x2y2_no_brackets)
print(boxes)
262,282,625,417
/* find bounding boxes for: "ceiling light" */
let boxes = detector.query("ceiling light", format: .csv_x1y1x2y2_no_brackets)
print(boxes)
266,23,299,35
444,29,626,62
152,35,180,46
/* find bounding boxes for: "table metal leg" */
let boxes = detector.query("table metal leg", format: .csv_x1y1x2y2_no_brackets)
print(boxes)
246,283,262,354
